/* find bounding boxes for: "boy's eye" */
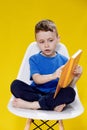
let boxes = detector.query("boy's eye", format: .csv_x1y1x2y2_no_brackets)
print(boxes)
39,41,44,44
49,39,53,42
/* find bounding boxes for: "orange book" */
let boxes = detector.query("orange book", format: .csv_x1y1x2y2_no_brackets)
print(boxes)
54,49,83,98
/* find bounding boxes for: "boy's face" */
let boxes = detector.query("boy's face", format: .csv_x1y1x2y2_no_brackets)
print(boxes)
36,31,59,57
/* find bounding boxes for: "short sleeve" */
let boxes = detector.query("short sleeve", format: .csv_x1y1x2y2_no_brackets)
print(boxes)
29,56,40,80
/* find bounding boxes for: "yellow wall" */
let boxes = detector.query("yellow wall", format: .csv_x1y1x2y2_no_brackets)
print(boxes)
0,0,87,129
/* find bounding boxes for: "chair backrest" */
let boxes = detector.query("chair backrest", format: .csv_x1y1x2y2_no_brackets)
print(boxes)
17,42,69,85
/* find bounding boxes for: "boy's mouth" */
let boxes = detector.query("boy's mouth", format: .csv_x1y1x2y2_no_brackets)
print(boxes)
44,49,51,52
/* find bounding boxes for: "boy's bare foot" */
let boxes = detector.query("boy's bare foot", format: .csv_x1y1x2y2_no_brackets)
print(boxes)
54,104,66,112
12,98,41,110
12,98,66,112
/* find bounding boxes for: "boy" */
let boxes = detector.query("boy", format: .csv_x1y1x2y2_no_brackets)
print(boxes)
11,19,82,111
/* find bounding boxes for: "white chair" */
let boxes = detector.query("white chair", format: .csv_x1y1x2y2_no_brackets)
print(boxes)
8,42,84,130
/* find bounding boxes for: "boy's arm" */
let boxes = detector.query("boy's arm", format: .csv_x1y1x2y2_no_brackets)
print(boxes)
32,66,63,84
69,65,83,87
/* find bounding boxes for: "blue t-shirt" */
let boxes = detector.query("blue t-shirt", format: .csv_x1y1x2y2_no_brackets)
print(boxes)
29,52,68,93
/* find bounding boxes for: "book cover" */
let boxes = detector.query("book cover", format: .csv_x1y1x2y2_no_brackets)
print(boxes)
54,49,83,98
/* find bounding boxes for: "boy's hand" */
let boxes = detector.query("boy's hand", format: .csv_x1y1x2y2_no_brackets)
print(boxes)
73,65,83,78
53,65,64,79
70,65,83,87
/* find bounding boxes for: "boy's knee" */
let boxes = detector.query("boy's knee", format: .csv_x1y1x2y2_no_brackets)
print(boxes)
57,87,76,105
10,79,20,96
66,87,76,103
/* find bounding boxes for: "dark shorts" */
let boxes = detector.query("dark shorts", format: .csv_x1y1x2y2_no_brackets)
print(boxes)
10,79,76,110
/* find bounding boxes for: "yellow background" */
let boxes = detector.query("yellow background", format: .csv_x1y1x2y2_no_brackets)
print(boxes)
0,0,87,129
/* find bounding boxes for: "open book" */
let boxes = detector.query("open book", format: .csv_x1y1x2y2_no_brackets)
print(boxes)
54,49,83,98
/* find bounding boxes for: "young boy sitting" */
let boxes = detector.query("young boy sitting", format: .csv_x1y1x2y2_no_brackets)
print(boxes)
10,19,82,112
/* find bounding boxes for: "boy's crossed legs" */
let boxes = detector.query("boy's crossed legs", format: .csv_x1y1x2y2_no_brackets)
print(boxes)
11,80,75,112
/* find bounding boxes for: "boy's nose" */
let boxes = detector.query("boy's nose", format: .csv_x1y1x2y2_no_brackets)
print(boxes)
44,42,49,47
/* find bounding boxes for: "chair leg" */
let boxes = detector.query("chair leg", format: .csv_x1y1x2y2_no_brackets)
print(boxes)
59,120,64,130
24,118,32,130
